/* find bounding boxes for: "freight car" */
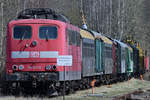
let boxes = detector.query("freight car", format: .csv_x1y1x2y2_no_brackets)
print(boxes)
4,8,147,96
125,36,148,76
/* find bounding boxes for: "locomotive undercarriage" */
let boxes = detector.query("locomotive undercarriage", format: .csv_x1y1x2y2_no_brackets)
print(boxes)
2,81,59,96
2,72,134,96
3,72,60,96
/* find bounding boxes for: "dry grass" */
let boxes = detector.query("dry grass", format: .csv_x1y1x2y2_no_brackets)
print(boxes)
64,78,150,100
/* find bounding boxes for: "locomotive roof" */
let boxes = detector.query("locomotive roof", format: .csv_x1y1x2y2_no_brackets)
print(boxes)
8,19,66,26
80,29,94,40
99,35,112,44
114,39,128,48
17,8,70,23
91,31,112,44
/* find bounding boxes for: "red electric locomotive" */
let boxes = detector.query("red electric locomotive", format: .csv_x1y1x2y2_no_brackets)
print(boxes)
5,8,147,96
6,8,82,95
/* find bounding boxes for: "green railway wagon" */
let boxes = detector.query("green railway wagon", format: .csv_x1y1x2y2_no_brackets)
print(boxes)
126,46,134,74
126,46,133,74
95,39,104,73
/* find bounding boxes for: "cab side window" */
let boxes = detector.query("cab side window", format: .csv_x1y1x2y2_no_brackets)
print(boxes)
67,29,80,46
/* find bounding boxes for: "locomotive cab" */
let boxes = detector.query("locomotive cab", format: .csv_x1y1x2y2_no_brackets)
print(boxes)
5,8,83,95
6,19,67,82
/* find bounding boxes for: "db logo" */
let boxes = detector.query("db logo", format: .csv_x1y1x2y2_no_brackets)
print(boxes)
30,51,40,58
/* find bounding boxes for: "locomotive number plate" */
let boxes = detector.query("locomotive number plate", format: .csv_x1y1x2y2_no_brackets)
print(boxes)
30,51,40,58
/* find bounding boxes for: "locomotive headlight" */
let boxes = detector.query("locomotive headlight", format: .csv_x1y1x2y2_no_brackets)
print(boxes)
52,65,57,71
19,65,24,70
12,65,18,71
45,65,51,71
31,40,37,47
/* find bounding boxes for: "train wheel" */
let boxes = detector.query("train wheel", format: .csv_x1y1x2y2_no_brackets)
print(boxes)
10,82,22,96
46,83,58,97
67,81,75,94
1,81,10,95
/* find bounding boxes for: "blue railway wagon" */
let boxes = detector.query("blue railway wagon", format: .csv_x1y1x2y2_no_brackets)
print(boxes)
114,40,127,74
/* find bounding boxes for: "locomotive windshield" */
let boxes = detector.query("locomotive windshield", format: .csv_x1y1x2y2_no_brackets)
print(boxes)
39,26,57,39
13,26,32,39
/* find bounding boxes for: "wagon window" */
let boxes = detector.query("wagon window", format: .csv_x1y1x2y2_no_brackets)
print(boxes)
13,26,32,39
104,45,112,58
39,26,57,39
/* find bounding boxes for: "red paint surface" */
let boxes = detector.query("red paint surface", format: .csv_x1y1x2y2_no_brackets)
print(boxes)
6,19,81,74
145,56,149,70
